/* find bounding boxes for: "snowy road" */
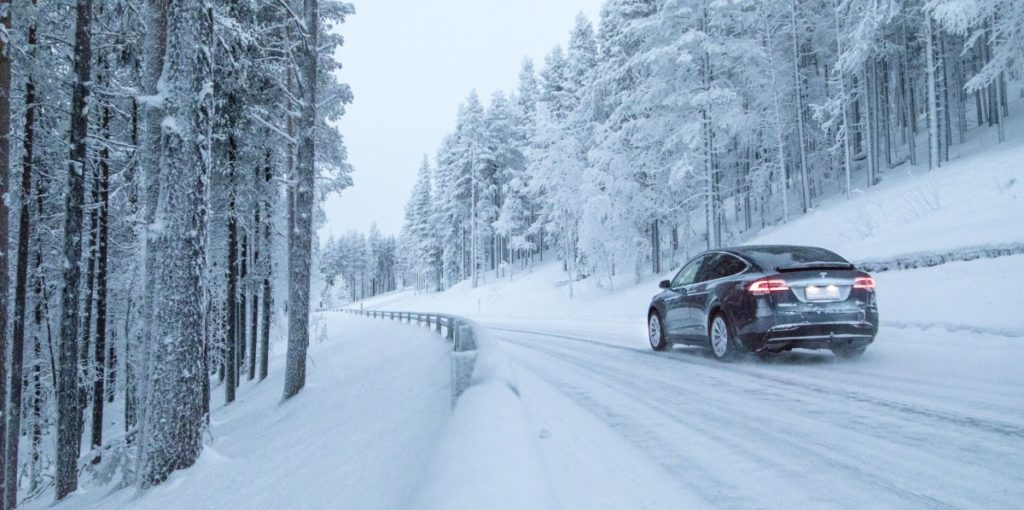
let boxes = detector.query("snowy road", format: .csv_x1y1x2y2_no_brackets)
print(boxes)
481,321,1024,510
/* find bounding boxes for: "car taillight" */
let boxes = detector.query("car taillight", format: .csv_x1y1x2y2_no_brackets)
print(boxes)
853,277,876,290
749,279,790,294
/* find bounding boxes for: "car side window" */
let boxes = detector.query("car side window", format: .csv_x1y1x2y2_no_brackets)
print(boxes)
695,253,747,283
712,254,747,279
694,254,722,283
672,256,705,288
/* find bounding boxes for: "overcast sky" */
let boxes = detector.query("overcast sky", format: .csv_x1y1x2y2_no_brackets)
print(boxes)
319,0,606,239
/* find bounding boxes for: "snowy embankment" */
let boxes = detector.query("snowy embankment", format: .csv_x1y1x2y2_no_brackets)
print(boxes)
414,327,556,510
33,316,450,510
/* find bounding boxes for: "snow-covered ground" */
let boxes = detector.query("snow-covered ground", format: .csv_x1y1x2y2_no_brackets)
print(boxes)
488,323,1024,509
751,119,1024,262
30,316,451,510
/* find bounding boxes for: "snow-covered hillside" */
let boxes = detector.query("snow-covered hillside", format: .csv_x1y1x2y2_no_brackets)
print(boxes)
351,102,1024,334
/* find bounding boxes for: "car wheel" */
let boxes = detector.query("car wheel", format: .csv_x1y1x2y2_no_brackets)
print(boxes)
648,311,669,352
709,313,743,361
831,344,867,359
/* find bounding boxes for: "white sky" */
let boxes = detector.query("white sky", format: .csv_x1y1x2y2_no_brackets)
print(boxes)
319,0,606,238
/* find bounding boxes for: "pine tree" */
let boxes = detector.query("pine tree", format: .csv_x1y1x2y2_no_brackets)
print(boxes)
284,0,321,399
0,0,12,502
138,0,213,486
4,0,35,501
134,0,170,448
55,0,94,499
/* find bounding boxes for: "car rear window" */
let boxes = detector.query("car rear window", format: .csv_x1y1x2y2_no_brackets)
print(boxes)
740,246,850,271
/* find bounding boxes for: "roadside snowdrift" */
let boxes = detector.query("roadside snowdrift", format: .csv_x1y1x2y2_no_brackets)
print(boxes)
414,329,556,510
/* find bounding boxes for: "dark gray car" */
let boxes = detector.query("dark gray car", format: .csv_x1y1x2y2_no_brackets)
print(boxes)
647,245,879,360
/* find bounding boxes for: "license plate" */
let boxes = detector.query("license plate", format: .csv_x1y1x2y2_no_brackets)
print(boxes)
805,285,841,301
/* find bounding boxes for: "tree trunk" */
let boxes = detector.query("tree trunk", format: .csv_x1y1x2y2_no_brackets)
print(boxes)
791,0,810,212
238,234,248,386
80,144,99,443
133,0,169,457
901,20,918,166
249,213,259,381
284,0,320,399
0,0,12,501
56,0,93,499
29,334,43,495
139,0,213,487
762,7,790,223
91,84,113,464
833,5,853,199
260,158,273,382
939,33,951,162
863,63,876,187
225,141,238,403
651,219,661,274
5,9,35,503
924,15,941,170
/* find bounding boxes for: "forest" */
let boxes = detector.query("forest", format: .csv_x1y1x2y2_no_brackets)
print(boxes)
367,0,1019,299
0,0,353,506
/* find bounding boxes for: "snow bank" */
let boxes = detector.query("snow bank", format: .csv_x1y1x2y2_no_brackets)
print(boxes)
33,315,451,510
855,242,1024,273
874,254,1024,337
414,327,557,510
751,124,1024,262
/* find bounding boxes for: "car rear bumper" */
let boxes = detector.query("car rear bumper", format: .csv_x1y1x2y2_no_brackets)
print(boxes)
746,320,876,353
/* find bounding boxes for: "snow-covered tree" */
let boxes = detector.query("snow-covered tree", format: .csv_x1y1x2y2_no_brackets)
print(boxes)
400,0,1016,297
0,0,354,501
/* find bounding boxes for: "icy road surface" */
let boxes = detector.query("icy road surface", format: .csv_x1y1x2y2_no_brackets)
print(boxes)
480,320,1024,510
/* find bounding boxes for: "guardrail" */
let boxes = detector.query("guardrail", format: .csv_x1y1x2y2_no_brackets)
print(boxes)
330,308,477,404
855,242,1024,273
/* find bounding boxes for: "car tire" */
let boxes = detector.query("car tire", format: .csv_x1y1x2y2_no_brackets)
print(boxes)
708,313,744,361
648,311,669,352
831,344,867,359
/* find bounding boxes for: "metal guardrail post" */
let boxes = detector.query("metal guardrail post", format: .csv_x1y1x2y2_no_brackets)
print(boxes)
457,324,475,352
451,323,476,404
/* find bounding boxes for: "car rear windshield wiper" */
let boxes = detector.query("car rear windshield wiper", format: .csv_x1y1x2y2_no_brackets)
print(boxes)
774,262,855,272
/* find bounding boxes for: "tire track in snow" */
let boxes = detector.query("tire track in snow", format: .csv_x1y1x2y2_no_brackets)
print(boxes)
486,325,1024,440
497,333,976,509
491,326,1024,509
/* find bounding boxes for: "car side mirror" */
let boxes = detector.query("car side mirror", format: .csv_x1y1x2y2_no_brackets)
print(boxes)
659,280,671,289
